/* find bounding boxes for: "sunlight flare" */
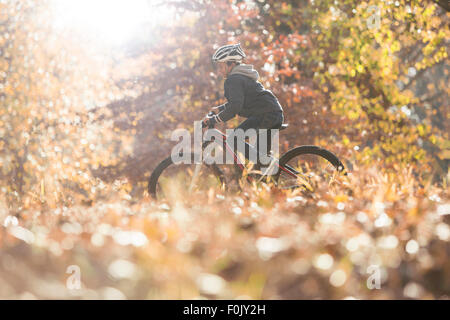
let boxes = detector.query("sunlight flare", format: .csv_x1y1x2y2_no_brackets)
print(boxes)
51,0,172,46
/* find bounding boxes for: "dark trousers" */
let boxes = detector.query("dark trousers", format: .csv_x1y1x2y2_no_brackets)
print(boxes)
235,112,284,132
231,112,284,166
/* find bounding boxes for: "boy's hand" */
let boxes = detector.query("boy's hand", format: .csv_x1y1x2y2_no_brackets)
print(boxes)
202,112,215,128
202,117,209,128
203,110,223,128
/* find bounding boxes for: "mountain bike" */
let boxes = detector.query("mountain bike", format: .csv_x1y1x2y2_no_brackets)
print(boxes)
148,112,346,199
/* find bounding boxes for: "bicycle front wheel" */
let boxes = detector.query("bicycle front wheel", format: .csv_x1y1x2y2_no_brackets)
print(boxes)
276,146,345,191
148,153,226,200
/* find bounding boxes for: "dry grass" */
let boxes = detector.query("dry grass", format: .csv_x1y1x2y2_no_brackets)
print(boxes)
0,163,449,299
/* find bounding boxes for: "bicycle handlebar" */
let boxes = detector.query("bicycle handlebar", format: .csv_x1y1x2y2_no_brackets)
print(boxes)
202,111,217,129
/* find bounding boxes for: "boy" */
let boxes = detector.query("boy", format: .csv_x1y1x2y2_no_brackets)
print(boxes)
204,43,284,167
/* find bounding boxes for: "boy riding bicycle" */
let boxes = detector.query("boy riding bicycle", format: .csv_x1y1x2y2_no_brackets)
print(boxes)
149,44,345,198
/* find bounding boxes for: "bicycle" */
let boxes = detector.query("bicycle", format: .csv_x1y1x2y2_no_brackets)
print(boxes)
148,112,346,199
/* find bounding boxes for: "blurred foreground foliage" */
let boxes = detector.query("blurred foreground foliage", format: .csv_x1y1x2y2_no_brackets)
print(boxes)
0,164,449,299
0,0,449,299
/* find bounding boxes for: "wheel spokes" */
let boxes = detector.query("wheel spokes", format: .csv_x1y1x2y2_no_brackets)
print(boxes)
154,160,230,200
278,154,338,191
188,164,203,192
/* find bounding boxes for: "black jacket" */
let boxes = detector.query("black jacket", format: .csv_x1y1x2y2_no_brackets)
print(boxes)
216,73,283,123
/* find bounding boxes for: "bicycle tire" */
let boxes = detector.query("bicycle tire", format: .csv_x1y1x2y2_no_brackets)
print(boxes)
148,153,225,199
276,145,345,186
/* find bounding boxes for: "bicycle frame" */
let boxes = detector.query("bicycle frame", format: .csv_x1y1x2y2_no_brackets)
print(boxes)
201,128,298,180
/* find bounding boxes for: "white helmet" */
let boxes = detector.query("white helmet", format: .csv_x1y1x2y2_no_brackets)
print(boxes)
212,43,246,63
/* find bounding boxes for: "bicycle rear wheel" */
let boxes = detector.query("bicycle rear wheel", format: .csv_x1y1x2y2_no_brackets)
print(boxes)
276,146,345,191
148,153,227,200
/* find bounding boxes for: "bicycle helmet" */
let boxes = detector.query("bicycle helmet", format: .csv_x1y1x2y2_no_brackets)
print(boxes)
212,43,246,63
